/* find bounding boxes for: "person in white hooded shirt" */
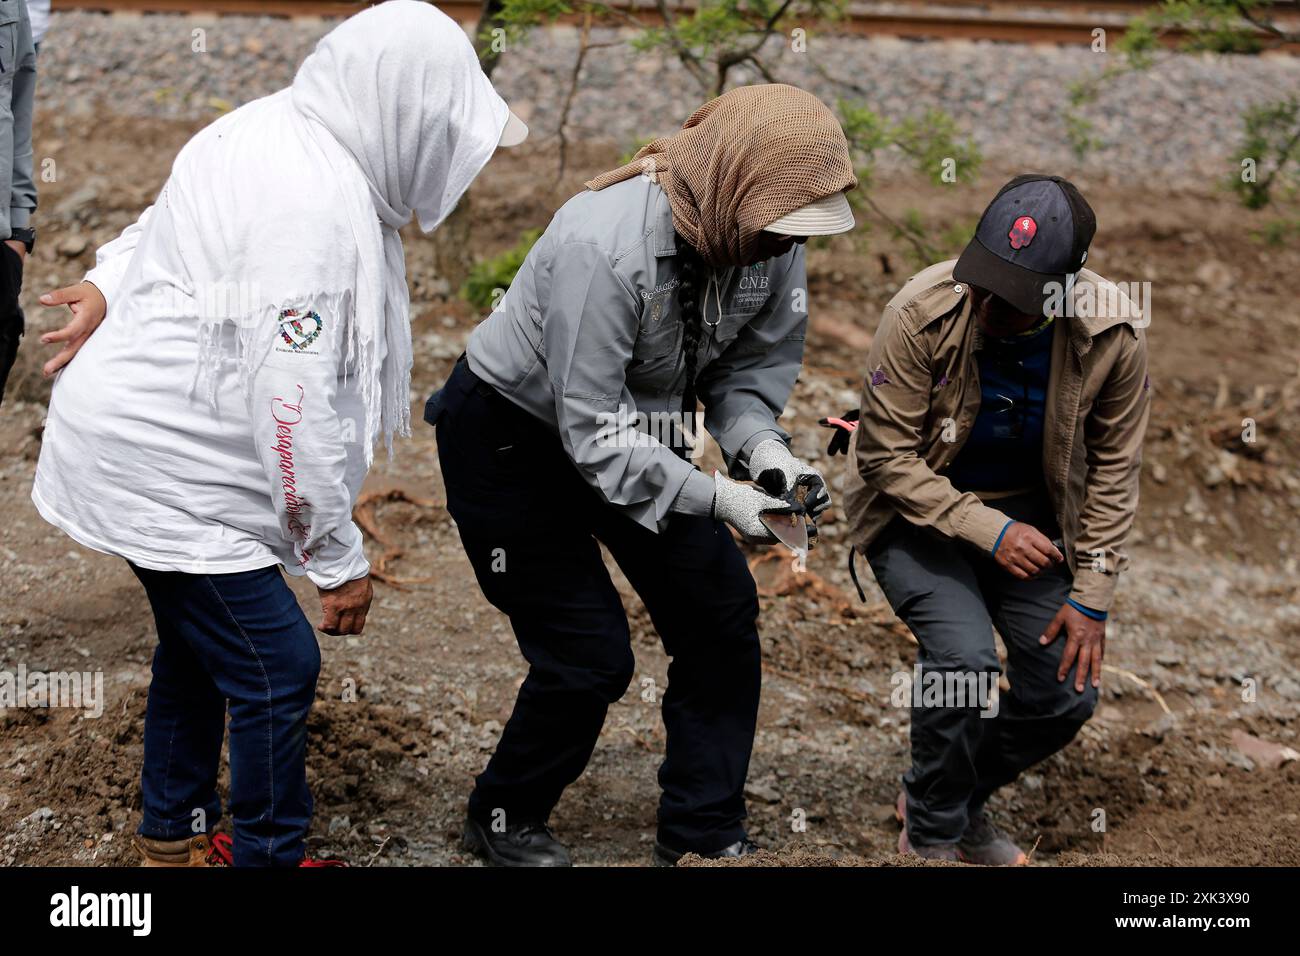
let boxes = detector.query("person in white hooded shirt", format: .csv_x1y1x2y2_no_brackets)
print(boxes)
32,1,527,867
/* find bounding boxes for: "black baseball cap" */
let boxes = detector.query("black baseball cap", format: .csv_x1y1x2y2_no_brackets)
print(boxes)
953,174,1096,317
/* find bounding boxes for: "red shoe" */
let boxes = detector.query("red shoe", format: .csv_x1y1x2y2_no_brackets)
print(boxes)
207,832,233,866
207,832,347,867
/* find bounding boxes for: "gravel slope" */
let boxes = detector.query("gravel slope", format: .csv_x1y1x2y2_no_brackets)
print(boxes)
36,9,1300,186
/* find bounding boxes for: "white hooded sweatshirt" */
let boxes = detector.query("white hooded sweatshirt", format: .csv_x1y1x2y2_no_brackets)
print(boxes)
32,2,511,589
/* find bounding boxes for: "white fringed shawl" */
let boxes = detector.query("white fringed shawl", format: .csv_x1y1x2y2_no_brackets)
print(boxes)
183,0,509,465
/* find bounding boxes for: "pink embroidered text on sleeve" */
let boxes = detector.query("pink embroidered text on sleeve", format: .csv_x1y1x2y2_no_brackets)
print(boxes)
270,385,314,566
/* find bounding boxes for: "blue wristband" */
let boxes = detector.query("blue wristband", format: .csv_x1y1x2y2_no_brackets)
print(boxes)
1067,598,1108,621
991,519,1014,556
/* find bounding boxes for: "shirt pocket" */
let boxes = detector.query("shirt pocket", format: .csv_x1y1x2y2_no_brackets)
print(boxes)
631,293,681,363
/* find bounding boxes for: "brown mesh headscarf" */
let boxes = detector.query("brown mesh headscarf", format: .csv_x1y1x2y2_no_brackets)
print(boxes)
585,84,857,268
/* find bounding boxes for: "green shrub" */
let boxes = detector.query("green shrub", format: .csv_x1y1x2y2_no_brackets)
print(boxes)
461,228,543,310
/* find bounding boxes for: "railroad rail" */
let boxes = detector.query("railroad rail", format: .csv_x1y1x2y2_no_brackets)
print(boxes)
49,0,1300,51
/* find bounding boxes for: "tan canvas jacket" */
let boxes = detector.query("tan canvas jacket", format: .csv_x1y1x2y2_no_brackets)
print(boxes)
844,260,1151,612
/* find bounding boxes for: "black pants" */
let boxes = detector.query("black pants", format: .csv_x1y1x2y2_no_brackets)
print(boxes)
0,243,25,407
865,492,1099,845
429,360,761,853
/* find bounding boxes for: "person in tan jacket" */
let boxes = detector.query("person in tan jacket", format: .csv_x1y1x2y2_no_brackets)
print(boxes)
829,175,1150,863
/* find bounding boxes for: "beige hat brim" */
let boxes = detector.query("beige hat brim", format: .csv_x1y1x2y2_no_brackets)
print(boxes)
762,191,855,237
498,109,529,148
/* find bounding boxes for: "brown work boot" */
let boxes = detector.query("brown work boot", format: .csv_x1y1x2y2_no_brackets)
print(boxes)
133,832,229,867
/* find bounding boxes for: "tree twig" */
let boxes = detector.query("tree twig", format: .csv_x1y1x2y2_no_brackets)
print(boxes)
1102,665,1172,716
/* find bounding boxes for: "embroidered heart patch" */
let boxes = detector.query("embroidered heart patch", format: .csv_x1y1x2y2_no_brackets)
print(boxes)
278,308,323,351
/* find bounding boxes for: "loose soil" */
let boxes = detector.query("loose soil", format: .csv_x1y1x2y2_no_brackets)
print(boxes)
2,114,1297,867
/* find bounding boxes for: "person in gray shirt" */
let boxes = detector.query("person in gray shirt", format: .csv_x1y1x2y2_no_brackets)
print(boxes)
0,0,36,406
426,84,857,866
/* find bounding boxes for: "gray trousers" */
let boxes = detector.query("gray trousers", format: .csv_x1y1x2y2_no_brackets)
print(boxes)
865,492,1099,846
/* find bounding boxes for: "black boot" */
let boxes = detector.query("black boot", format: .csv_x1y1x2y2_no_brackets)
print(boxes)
652,837,760,867
462,816,572,867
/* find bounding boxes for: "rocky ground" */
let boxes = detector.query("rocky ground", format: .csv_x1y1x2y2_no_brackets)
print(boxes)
1,12,1298,866
34,10,1300,185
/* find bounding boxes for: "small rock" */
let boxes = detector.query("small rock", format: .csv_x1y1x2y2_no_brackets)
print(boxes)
1230,730,1300,770
743,780,782,804
1142,712,1178,740
1194,260,1233,292
56,234,89,258
53,186,100,218
1271,676,1300,702
20,807,54,828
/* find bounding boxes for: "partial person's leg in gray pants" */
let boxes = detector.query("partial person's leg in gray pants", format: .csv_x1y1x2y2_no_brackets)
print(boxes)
865,493,1099,846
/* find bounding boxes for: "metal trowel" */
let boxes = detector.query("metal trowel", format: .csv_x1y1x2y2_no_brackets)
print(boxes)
760,507,810,555
759,481,814,559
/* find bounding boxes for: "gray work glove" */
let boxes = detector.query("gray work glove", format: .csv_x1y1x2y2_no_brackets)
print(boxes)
747,438,832,518
711,470,793,544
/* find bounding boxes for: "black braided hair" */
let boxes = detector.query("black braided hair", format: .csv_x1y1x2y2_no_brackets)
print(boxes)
674,240,707,455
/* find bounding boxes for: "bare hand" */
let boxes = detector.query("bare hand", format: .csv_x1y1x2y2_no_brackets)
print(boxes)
318,574,373,636
39,281,108,376
1040,602,1106,692
993,522,1063,579
4,239,26,263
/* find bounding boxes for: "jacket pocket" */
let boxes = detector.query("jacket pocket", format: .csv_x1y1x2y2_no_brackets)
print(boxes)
423,387,449,428
714,307,755,348
0,2,18,75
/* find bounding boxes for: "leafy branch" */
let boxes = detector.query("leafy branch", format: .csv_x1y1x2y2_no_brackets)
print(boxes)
1066,0,1300,210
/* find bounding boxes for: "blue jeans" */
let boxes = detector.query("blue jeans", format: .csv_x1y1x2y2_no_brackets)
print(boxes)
130,563,321,867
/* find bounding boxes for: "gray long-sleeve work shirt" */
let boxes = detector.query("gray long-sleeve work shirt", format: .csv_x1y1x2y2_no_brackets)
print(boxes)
0,0,35,235
466,175,808,532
